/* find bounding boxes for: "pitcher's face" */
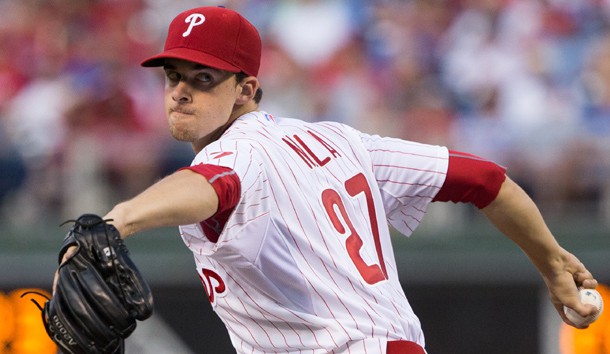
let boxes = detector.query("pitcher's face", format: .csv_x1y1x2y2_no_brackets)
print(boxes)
163,58,241,151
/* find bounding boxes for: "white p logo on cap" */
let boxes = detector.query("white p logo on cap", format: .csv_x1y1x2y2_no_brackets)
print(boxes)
183,13,206,37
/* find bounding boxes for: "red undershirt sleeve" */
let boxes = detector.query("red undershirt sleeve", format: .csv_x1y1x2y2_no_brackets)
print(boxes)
180,164,241,242
432,150,507,209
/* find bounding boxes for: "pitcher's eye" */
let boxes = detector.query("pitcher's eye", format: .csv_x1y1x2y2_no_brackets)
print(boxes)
195,73,213,84
165,71,181,83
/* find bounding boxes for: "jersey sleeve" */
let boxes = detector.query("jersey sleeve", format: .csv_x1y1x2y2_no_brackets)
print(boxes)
187,139,269,244
432,150,507,209
181,164,240,242
359,132,449,237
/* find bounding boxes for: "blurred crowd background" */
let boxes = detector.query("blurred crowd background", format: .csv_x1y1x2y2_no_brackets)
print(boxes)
2,0,610,227
1,1,608,353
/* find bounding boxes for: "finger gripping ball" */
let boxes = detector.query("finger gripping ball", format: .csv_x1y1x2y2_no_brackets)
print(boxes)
563,289,604,327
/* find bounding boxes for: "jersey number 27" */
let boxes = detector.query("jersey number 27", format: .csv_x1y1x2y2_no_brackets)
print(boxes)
322,173,388,285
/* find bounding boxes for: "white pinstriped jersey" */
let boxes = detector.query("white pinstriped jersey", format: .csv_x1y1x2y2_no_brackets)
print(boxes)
179,111,448,353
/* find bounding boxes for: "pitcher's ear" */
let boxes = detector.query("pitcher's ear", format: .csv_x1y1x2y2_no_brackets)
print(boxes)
236,76,260,105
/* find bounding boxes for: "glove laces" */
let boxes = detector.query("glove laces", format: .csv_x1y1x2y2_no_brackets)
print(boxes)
20,290,50,312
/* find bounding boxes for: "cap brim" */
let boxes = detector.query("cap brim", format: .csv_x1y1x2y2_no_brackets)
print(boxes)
141,47,241,73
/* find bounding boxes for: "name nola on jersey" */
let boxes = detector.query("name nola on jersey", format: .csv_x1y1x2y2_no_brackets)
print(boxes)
282,130,341,169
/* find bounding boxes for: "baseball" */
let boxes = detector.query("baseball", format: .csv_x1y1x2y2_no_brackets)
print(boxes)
563,288,604,327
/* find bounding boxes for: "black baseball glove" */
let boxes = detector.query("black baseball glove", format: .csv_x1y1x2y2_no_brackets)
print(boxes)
40,214,154,354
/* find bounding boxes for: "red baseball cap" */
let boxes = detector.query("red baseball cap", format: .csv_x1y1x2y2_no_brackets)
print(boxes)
141,6,261,77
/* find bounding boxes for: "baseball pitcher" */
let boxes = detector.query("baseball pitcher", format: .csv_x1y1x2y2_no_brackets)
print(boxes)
43,6,600,354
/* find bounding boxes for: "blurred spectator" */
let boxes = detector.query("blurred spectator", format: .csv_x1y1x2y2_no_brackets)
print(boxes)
257,42,318,120
0,124,26,206
0,0,170,224
1,2,74,224
61,61,165,217
267,0,355,69
562,28,610,219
